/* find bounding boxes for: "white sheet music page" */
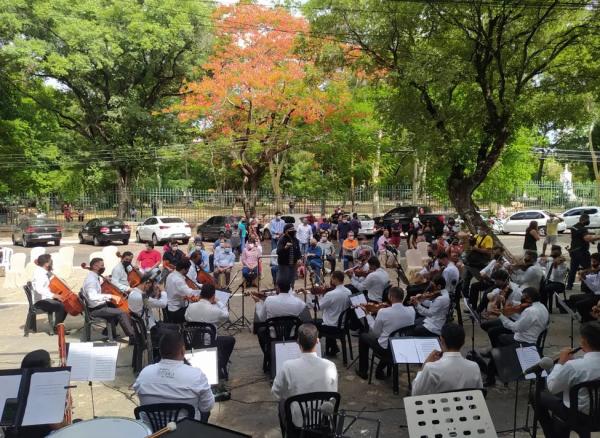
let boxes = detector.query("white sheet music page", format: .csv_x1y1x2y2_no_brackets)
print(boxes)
0,374,21,420
390,338,420,364
21,370,70,426
216,289,231,303
185,349,219,385
90,343,119,381
516,346,547,380
275,342,322,374
66,342,93,381
350,294,367,319
415,338,442,363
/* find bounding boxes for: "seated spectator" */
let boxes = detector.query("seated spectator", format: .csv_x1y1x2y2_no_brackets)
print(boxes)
213,242,235,288
241,238,261,287
136,242,162,274
306,238,323,284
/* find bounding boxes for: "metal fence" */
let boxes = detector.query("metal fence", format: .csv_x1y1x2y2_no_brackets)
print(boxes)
1,181,598,226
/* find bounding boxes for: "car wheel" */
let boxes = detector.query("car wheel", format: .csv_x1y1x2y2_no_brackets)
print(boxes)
93,236,101,246
54,240,60,246
136,232,143,243
22,235,29,248
122,239,129,245
558,230,565,234
152,234,159,246
78,233,85,244
502,230,509,235
538,226,546,237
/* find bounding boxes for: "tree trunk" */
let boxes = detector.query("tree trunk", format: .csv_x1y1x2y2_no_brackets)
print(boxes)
117,168,131,218
588,122,600,204
269,152,286,213
242,172,260,219
372,132,381,217
350,156,355,212
412,157,424,204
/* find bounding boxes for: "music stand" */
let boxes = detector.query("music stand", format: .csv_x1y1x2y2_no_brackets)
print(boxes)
404,390,497,438
224,271,251,332
384,244,409,286
463,298,481,352
554,292,582,348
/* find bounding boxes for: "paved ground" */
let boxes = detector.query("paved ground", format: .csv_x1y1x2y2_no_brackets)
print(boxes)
0,234,590,437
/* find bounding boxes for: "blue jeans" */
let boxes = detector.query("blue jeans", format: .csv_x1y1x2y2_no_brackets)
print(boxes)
271,237,278,251
242,266,258,282
300,242,308,255
309,261,322,284
343,256,353,270
271,266,279,283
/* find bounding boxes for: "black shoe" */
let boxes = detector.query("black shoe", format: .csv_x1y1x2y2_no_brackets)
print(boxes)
354,368,368,380
375,371,387,380
325,351,338,358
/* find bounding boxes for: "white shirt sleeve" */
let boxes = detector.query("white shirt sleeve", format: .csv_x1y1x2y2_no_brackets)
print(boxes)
148,291,167,309
255,301,267,322
411,367,435,396
192,371,215,413
32,268,53,301
546,363,572,395
271,366,289,401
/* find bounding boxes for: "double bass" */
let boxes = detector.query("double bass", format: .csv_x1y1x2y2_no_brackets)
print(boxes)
80,263,129,313
49,275,84,316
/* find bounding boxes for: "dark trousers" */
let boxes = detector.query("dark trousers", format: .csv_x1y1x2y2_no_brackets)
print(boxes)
570,294,600,322
90,306,135,338
540,281,565,312
481,318,513,348
469,280,493,311
411,324,438,337
34,299,67,327
217,335,236,379
537,391,570,438
316,320,340,354
567,249,591,289
277,265,296,285
461,264,486,299
325,255,336,272
358,332,388,374
165,307,187,324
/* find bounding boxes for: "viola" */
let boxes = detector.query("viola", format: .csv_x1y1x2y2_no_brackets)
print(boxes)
298,285,335,296
80,263,129,313
362,302,390,315
49,275,84,316
246,288,278,301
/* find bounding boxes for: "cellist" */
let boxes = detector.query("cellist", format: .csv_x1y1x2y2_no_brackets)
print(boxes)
111,251,134,294
31,254,67,334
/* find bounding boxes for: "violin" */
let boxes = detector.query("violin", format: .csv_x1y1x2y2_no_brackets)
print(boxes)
411,290,442,305
246,288,278,300
361,302,390,315
80,263,129,313
48,275,84,316
297,285,335,296
163,259,176,271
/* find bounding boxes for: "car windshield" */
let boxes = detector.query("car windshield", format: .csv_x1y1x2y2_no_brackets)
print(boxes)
358,214,372,220
98,219,124,226
161,217,184,223
28,219,56,226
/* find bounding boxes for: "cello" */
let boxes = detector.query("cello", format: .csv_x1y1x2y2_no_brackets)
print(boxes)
80,263,129,313
190,251,216,286
116,251,143,288
48,275,84,316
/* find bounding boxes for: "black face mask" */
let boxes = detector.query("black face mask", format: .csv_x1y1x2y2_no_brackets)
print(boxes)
287,231,296,237
122,261,131,268
98,267,106,275
584,220,591,226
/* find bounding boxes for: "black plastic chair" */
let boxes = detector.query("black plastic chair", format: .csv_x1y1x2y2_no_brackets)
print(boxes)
264,316,302,373
23,282,54,336
318,308,353,366
130,313,148,373
134,403,195,433
560,380,600,437
182,321,217,350
369,324,416,394
536,327,549,356
281,392,341,438
78,291,114,342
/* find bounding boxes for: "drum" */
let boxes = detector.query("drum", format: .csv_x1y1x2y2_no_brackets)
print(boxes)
50,417,152,438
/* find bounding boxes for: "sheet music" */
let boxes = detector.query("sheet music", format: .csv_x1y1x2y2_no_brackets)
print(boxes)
274,342,322,375
21,370,70,426
350,294,367,319
0,373,21,421
516,346,547,380
216,289,231,303
185,349,219,385
584,273,600,295
67,342,119,381
415,338,441,363
391,338,441,364
366,314,376,329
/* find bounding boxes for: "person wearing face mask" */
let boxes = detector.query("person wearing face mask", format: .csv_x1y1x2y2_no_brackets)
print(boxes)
296,217,313,255
567,214,600,290
306,238,323,284
241,239,262,287
189,240,210,273
317,232,336,273
162,240,185,277
82,257,136,341
510,250,544,291
31,254,68,333
277,223,302,285
214,242,235,287
110,251,134,294
270,211,285,250
538,245,568,312
128,273,167,330
342,232,358,271
136,242,161,274
336,215,351,259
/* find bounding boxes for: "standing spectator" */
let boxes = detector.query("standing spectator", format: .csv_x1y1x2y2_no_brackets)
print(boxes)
130,206,138,222
542,213,563,257
269,212,285,250
151,199,158,216
350,213,362,236
296,217,313,255
337,215,351,259
288,200,295,213
230,224,242,261
270,248,279,285
305,209,316,226
63,203,72,222
318,217,331,234
524,220,540,256
276,224,301,284
567,214,600,290
238,219,247,254
390,219,402,247
77,208,85,222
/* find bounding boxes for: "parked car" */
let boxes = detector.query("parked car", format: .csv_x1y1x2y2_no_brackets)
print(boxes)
136,216,192,245
560,206,600,229
351,213,375,236
196,215,241,241
262,214,306,240
501,210,567,235
12,218,62,247
78,218,131,246
374,206,445,235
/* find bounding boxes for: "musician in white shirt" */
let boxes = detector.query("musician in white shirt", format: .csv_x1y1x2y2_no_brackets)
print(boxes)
185,284,235,380
110,251,133,294
511,250,544,291
82,257,136,340
468,246,509,309
31,254,67,332
411,276,450,337
134,332,214,423
316,271,351,357
350,257,390,302
165,259,200,323
128,273,167,330
538,245,568,311
439,252,459,294
412,323,483,396
538,322,600,438
272,323,337,428
356,287,415,380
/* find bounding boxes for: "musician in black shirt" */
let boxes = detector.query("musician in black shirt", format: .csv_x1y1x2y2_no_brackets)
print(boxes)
567,214,600,290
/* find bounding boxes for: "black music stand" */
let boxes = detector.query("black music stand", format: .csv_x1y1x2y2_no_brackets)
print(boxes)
463,298,481,352
165,418,251,437
224,271,251,333
555,292,582,348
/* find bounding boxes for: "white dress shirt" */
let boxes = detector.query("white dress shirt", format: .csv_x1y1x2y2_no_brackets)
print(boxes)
133,359,215,419
82,271,112,308
372,303,416,348
583,272,600,294
185,299,229,325
480,257,510,278
487,283,522,321
296,224,313,244
32,265,53,302
128,288,167,329
110,262,130,293
411,352,483,396
416,291,451,336
547,351,600,413
512,264,544,291
538,257,568,284
186,261,202,287
255,292,307,322
165,271,200,312
351,268,390,302
271,352,337,426
442,262,460,294
214,250,235,268
499,301,549,344
319,285,351,327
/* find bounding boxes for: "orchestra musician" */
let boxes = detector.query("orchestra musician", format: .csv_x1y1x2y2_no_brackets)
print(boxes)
510,250,544,291
439,252,459,294
350,256,390,303
353,234,375,262
315,271,352,357
483,288,549,387
537,322,600,438
82,257,136,341
570,253,600,322
128,272,167,330
460,226,493,300
162,240,185,278
410,276,450,337
355,287,415,380
468,246,509,309
110,251,134,294
538,245,568,311
479,269,522,319
164,258,200,323
31,254,68,334
185,284,235,380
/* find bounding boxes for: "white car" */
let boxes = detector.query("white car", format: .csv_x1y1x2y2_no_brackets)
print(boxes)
136,216,192,245
502,210,567,235
351,213,375,236
560,206,600,229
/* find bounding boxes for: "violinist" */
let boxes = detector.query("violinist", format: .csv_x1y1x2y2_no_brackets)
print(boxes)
483,288,549,387
111,251,134,295
352,234,374,262
31,254,67,334
468,246,509,309
351,256,390,303
479,269,521,317
165,258,200,323
439,252,459,295
128,272,166,329
538,245,568,311
355,287,415,380
511,250,544,291
571,253,600,322
410,276,450,337
305,238,323,284
315,271,352,357
82,257,136,341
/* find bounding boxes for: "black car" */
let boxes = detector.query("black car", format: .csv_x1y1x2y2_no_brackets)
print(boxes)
79,218,131,246
12,218,62,247
197,215,241,241
374,206,446,235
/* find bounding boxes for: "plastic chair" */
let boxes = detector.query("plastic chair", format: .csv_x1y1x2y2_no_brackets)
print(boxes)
182,321,217,350
264,316,302,372
103,254,120,276
88,251,104,263
369,324,415,394
560,380,600,437
281,392,341,438
405,249,425,276
416,241,429,257
102,245,119,258
56,246,75,279
0,247,13,270
78,291,114,342
318,308,353,366
131,313,149,373
3,252,26,290
22,282,54,336
536,327,549,356
134,403,195,433
20,262,36,288
29,247,46,264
